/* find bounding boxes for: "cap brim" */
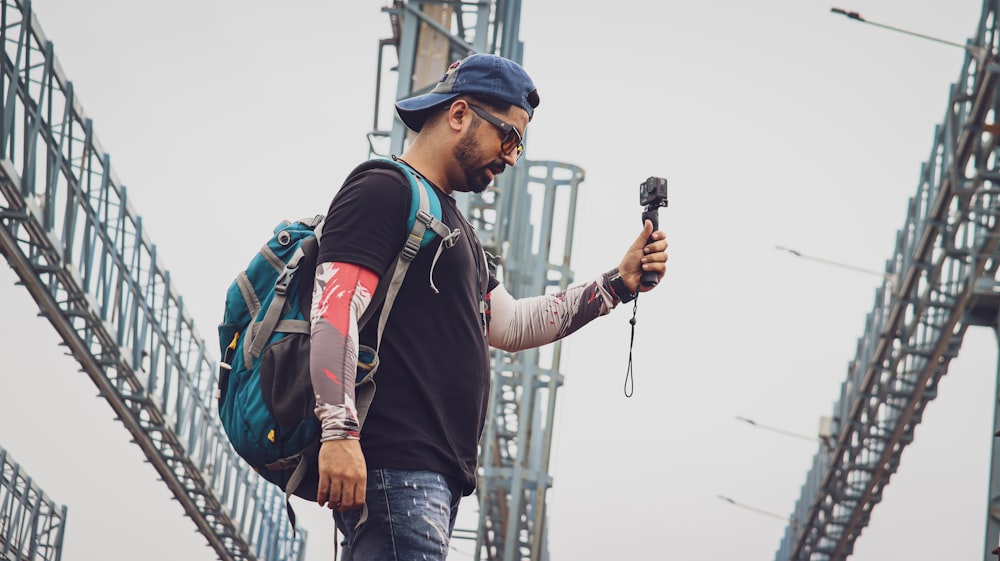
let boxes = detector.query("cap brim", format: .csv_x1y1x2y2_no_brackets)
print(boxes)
395,92,460,132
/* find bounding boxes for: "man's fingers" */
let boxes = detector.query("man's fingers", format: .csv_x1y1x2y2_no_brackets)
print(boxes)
338,484,355,512
322,481,344,510
338,482,367,512
354,483,367,509
642,247,669,263
316,478,330,507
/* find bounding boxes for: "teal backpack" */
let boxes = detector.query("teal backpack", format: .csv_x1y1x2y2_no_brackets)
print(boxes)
215,158,455,524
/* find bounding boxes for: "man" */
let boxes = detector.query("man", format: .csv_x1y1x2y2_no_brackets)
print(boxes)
309,53,668,559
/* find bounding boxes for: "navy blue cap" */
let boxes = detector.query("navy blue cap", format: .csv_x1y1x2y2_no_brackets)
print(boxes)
395,53,540,132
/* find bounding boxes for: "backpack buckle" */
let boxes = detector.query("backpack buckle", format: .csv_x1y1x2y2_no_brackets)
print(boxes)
406,234,426,258
275,267,295,295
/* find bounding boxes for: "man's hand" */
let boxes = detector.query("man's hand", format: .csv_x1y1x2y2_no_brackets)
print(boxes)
618,220,669,294
317,439,367,512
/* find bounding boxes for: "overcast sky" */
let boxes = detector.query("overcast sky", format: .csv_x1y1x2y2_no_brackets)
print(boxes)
0,1,993,560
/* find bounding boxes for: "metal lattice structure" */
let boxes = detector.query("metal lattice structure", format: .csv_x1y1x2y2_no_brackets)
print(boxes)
472,162,583,561
0,446,66,561
0,1,303,559
776,2,1000,559
369,3,583,559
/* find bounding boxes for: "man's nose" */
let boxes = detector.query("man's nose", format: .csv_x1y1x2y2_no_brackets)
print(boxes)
499,150,517,167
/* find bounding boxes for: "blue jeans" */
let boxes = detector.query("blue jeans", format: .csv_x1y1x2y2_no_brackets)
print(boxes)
333,469,464,561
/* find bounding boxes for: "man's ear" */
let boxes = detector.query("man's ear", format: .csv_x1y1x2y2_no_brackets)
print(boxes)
446,99,471,132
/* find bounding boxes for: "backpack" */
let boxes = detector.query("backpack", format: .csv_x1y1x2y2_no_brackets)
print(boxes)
215,158,456,526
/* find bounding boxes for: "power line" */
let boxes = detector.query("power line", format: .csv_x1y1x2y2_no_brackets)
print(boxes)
735,415,820,443
830,7,982,54
775,246,896,288
717,495,787,522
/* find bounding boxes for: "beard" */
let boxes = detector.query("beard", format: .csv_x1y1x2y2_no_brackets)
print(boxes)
454,127,493,194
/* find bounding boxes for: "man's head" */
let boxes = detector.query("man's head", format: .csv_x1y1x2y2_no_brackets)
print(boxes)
395,54,539,194
395,53,539,134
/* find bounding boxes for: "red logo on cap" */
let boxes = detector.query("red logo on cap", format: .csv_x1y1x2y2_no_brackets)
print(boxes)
438,60,462,82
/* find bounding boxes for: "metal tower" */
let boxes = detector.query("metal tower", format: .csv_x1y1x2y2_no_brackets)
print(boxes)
775,2,1000,559
0,1,303,559
367,3,584,559
0,446,66,561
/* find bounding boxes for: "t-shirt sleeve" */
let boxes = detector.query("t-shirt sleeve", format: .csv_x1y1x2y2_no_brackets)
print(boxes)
316,167,411,275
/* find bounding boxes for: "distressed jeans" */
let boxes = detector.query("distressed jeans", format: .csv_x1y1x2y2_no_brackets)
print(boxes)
333,469,463,561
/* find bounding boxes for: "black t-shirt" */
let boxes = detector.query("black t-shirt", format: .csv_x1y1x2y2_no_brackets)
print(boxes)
316,163,491,494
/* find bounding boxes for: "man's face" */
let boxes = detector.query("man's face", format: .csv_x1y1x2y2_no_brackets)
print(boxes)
453,104,529,193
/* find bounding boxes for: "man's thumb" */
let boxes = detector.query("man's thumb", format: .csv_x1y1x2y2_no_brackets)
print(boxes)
633,220,653,248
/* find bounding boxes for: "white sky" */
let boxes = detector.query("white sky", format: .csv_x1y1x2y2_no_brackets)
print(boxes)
0,1,992,560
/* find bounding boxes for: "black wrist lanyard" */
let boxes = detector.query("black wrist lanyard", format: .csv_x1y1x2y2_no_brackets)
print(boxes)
624,295,638,397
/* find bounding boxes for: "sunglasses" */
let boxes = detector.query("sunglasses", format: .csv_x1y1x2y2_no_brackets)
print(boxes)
467,104,524,161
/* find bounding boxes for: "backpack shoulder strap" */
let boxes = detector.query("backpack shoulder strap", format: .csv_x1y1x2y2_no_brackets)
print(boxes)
342,157,461,433
351,157,457,332
349,157,453,248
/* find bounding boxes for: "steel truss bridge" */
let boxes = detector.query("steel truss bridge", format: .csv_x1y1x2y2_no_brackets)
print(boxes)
0,0,303,559
776,1,1000,560
0,446,66,561
0,1,579,560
